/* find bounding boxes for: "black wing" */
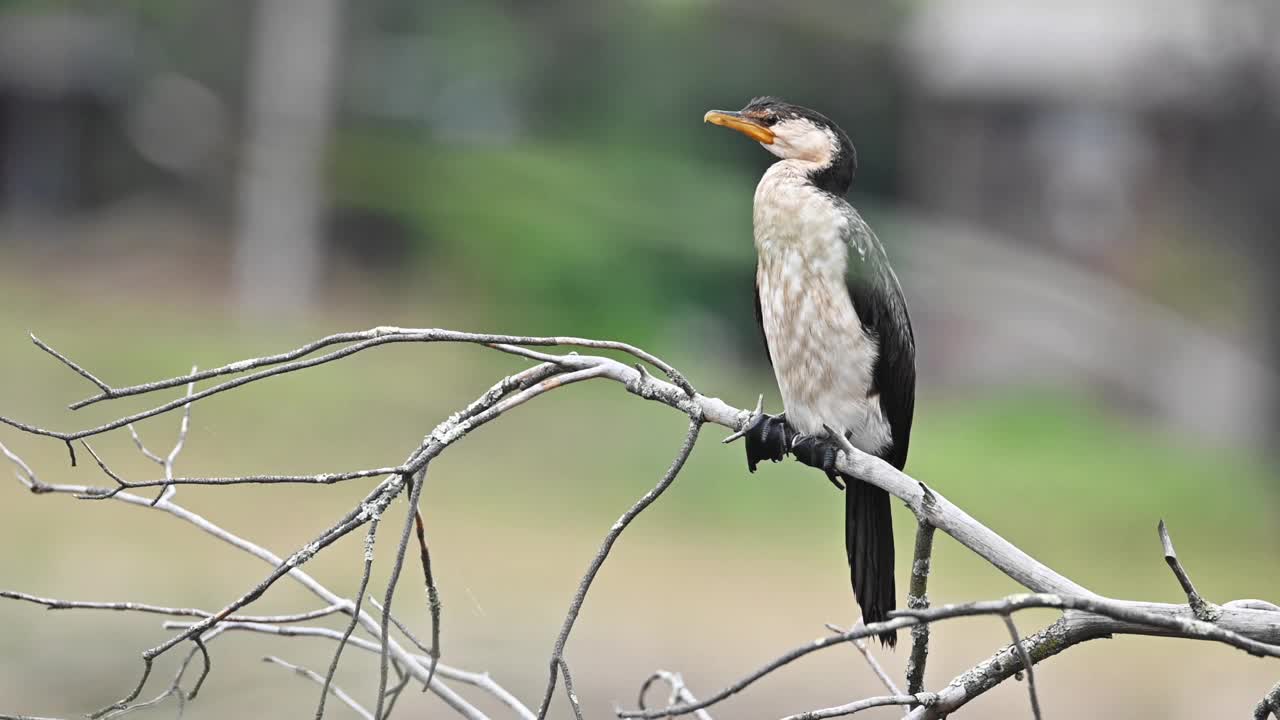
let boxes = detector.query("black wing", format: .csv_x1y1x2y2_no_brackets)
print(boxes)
843,208,916,470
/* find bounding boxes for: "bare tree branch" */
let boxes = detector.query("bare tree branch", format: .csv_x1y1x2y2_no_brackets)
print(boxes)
316,518,381,719
905,508,936,700
264,655,374,720
374,470,427,719
890,594,1280,658
381,660,412,719
30,333,111,393
559,660,586,720
0,590,344,623
165,620,533,719
1000,614,1041,720
823,622,900,696
1159,519,1221,622
620,587,1280,720
123,364,196,504
779,694,925,720
536,417,703,720
1,459,512,719
49,327,694,411
412,508,442,689
1255,681,1280,720
88,499,375,718
637,671,715,720
4,326,1278,720
96,626,226,719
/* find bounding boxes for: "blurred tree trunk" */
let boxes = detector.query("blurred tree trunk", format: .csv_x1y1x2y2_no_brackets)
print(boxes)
233,0,342,320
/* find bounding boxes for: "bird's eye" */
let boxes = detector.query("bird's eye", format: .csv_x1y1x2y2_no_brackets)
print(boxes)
761,114,779,127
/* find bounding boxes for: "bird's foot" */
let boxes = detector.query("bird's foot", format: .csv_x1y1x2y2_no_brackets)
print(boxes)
790,434,846,490
744,412,794,472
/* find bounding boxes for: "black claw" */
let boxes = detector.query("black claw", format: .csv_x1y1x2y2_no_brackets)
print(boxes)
744,412,791,472
791,436,846,490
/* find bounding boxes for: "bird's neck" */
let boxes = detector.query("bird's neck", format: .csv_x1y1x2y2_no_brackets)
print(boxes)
753,164,849,272
761,153,853,196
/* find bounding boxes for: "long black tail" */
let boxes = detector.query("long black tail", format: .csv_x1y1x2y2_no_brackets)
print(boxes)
846,477,896,646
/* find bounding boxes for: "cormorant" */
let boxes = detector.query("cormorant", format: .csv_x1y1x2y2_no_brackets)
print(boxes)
705,97,916,645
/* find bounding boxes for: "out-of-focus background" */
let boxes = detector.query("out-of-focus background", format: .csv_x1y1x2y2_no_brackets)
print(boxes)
1,1,1277,718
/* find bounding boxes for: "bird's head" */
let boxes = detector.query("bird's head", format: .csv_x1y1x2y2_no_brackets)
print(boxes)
704,97,856,194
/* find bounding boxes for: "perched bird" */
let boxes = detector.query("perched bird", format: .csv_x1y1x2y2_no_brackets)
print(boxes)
705,98,916,644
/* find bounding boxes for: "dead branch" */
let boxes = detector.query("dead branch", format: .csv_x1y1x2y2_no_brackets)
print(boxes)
263,655,374,720
1000,614,1041,720
823,621,901,696
536,418,703,720
779,694,925,720
637,671,715,720
1159,518,1222,622
1255,681,1280,720
316,518,381,719
0,326,1276,720
905,512,936,700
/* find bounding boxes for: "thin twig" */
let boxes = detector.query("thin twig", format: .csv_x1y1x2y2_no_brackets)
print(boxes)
823,622,901,695
374,471,428,719
7,326,1280,720
779,694,924,720
316,518,381,720
559,660,586,720
381,661,411,719
105,627,227,719
0,590,343,624
76,464,410,499
264,656,374,720
905,518,936,699
86,487,384,719
368,597,431,656
1158,519,1221,622
890,594,1280,657
1001,614,1042,720
167,620,532,719
537,418,703,720
7,370,545,719
617,590,1280,719
637,671,715,720
10,470,492,717
0,439,38,489
54,327,694,411
30,333,111,392
413,508,442,690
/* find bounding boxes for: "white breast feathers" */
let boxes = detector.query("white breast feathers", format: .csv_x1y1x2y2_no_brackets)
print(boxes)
753,161,892,454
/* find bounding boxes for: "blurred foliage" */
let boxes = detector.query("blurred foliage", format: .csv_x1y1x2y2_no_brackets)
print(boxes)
332,131,758,341
328,0,908,341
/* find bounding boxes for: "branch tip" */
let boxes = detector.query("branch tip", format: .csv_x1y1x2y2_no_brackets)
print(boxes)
1158,519,1221,622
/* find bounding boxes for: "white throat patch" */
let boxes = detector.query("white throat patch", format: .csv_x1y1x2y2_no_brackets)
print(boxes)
763,118,838,167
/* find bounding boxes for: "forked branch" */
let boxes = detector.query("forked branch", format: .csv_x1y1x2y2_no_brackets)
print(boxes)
0,327,1275,720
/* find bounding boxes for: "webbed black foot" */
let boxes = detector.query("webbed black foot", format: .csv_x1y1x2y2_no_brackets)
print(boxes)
790,435,846,490
744,412,794,472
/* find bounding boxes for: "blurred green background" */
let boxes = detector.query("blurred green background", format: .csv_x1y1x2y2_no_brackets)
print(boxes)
0,1,1278,718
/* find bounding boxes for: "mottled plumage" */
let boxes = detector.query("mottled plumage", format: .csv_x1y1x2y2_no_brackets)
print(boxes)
709,98,916,643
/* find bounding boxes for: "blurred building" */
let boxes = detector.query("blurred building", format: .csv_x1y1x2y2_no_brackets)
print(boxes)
901,0,1280,263
0,12,134,216
899,0,1280,446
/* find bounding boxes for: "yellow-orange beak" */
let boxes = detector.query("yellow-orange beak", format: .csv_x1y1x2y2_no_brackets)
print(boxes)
704,110,775,145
